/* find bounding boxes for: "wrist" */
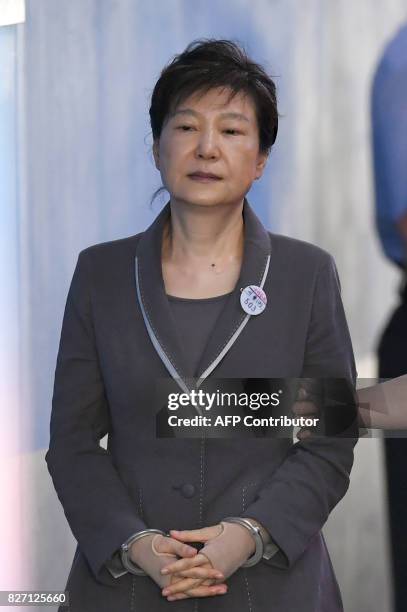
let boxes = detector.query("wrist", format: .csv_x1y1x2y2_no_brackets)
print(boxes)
121,529,168,575
244,517,271,544
129,534,154,564
222,517,264,567
242,518,279,560
223,522,256,556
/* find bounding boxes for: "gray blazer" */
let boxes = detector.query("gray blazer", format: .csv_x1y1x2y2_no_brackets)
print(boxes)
46,199,357,612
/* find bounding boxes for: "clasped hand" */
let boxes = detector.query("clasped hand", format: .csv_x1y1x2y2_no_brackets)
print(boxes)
130,522,255,601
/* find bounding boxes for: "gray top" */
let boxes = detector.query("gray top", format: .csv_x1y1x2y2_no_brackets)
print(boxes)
166,291,233,377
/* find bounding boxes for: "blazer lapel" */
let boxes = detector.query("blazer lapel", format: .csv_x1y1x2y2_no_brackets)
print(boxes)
135,198,271,393
135,202,192,392
194,199,271,383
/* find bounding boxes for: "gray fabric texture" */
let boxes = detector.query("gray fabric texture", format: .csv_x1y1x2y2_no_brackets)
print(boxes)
167,292,232,378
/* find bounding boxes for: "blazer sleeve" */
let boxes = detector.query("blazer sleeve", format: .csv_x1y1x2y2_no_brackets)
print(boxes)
45,250,147,586
241,253,358,569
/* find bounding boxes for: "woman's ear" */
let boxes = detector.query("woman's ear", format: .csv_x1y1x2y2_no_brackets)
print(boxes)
254,151,269,180
153,140,160,170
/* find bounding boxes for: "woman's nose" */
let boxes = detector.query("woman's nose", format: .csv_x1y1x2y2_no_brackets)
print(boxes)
196,129,220,159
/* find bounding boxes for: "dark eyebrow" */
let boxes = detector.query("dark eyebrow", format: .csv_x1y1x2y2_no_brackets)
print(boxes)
220,112,250,122
170,108,250,122
169,109,197,119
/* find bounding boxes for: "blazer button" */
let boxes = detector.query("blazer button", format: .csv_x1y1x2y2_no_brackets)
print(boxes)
173,483,196,498
181,484,196,498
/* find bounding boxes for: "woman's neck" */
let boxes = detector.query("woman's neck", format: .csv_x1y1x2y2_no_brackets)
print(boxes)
162,199,245,267
161,198,245,298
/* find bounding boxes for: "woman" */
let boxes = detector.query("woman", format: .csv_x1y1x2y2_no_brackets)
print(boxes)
46,39,357,611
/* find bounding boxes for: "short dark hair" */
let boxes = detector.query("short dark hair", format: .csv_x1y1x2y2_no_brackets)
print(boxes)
149,38,278,154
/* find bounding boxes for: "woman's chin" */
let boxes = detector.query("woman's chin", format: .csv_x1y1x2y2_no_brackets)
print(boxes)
170,192,244,209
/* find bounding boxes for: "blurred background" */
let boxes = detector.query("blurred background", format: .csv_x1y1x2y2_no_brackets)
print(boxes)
2,0,407,610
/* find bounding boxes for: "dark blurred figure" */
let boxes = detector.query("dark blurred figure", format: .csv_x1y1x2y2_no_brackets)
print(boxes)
371,23,407,612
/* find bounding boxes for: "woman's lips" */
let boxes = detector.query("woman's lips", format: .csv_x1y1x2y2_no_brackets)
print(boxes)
188,173,222,182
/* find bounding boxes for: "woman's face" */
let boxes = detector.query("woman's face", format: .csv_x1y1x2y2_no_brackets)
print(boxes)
153,87,268,209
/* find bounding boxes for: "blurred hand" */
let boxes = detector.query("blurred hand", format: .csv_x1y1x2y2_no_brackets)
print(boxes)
292,379,322,440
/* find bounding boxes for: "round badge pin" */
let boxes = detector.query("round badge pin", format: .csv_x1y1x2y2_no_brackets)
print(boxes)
240,285,267,315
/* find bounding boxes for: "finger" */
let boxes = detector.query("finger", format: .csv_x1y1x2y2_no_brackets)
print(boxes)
297,428,312,441
165,577,221,600
172,566,224,580
166,593,190,601
297,379,322,400
297,387,308,401
162,577,204,596
166,583,227,600
155,536,197,558
161,552,208,575
169,525,221,543
169,575,217,591
167,583,228,600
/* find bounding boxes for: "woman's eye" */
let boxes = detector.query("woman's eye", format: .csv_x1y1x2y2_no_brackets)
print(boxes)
177,125,195,131
223,129,240,135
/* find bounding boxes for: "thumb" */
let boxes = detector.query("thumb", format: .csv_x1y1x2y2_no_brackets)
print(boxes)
169,525,222,543
154,535,197,557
